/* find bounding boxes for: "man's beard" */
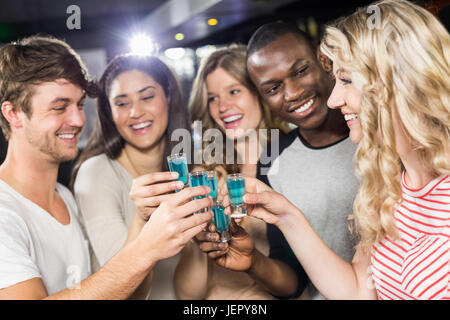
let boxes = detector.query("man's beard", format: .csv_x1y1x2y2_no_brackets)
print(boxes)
26,127,79,164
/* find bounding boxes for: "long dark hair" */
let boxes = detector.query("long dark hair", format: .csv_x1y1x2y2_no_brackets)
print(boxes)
70,54,190,189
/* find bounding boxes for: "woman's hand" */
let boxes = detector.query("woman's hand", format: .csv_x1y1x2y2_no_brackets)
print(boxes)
139,186,213,263
223,177,298,227
130,171,185,221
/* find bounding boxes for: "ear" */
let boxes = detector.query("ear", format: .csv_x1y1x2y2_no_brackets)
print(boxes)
1,101,23,130
317,49,333,73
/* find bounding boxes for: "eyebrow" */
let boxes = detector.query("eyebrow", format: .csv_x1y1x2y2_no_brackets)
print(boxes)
50,93,86,105
138,85,155,93
113,85,156,99
259,59,307,87
207,83,241,95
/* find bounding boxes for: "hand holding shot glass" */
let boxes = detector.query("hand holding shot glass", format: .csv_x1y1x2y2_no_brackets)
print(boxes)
167,153,189,191
207,171,218,201
189,171,210,213
212,201,231,242
225,173,247,218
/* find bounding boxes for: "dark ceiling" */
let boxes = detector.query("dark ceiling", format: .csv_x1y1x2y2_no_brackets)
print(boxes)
0,0,448,58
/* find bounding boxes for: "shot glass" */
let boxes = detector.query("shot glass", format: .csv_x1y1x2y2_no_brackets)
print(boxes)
225,173,247,218
212,201,231,243
167,153,189,191
189,171,209,213
207,170,218,201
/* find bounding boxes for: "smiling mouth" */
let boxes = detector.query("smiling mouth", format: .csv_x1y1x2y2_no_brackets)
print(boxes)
222,114,243,124
57,133,76,139
288,96,315,114
56,128,80,141
130,121,153,130
344,114,359,121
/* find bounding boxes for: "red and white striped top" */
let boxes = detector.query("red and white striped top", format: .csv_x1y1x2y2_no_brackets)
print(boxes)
371,174,450,300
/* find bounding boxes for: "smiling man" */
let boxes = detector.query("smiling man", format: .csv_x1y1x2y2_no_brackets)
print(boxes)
0,35,212,299
245,23,360,300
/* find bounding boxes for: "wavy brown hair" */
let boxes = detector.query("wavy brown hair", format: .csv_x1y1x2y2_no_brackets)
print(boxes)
189,45,289,177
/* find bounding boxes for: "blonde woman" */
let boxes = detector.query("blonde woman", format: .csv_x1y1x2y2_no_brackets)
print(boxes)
223,0,449,300
174,45,295,299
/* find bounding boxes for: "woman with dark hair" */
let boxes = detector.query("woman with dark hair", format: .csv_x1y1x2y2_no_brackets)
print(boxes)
71,54,193,299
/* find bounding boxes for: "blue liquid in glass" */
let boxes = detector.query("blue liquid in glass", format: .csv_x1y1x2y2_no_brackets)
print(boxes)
227,178,245,206
212,205,230,232
190,172,208,199
168,158,188,186
207,177,218,200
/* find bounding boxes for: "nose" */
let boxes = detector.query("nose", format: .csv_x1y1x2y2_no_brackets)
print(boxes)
67,105,85,128
218,96,232,113
327,83,344,110
129,101,145,118
284,79,304,102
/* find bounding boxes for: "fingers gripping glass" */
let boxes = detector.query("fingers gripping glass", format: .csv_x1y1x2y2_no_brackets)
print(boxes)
167,153,189,191
226,173,247,218
189,171,210,213
212,201,231,242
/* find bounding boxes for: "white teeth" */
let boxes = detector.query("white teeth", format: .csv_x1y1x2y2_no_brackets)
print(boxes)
223,115,243,123
58,134,75,139
131,121,152,130
344,114,359,121
293,98,314,113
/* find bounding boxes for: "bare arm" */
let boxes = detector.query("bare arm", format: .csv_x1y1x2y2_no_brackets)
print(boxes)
174,239,210,299
0,238,155,300
243,177,377,300
0,187,213,300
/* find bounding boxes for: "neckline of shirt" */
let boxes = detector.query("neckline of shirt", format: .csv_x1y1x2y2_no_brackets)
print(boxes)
401,171,449,198
296,129,350,150
0,179,73,228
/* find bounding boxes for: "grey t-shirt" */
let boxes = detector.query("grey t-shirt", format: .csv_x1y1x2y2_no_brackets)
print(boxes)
258,129,359,300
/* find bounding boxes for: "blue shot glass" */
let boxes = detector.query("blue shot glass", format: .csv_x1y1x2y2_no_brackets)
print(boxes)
212,201,231,242
207,170,218,201
225,173,247,218
167,153,189,191
188,171,210,213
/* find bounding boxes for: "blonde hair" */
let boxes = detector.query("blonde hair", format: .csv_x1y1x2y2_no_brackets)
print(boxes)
189,45,289,175
320,0,450,253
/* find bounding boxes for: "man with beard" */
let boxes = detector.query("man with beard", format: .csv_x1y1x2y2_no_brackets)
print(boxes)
197,23,359,300
0,36,212,299
245,22,360,300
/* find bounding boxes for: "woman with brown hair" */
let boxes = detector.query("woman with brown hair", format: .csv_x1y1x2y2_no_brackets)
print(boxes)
71,53,194,299
174,45,291,299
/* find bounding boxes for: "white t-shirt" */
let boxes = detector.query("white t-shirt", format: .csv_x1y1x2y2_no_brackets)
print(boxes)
74,153,180,299
0,180,91,295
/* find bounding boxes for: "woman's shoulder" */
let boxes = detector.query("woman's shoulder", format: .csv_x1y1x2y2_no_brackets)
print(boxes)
75,153,119,186
78,153,112,173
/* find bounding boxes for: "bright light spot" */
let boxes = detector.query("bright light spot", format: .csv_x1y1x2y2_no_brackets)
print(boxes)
164,48,186,60
129,34,155,56
207,18,218,26
195,45,217,59
174,33,185,41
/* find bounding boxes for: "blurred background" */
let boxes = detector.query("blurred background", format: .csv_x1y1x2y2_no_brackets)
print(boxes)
0,0,448,186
